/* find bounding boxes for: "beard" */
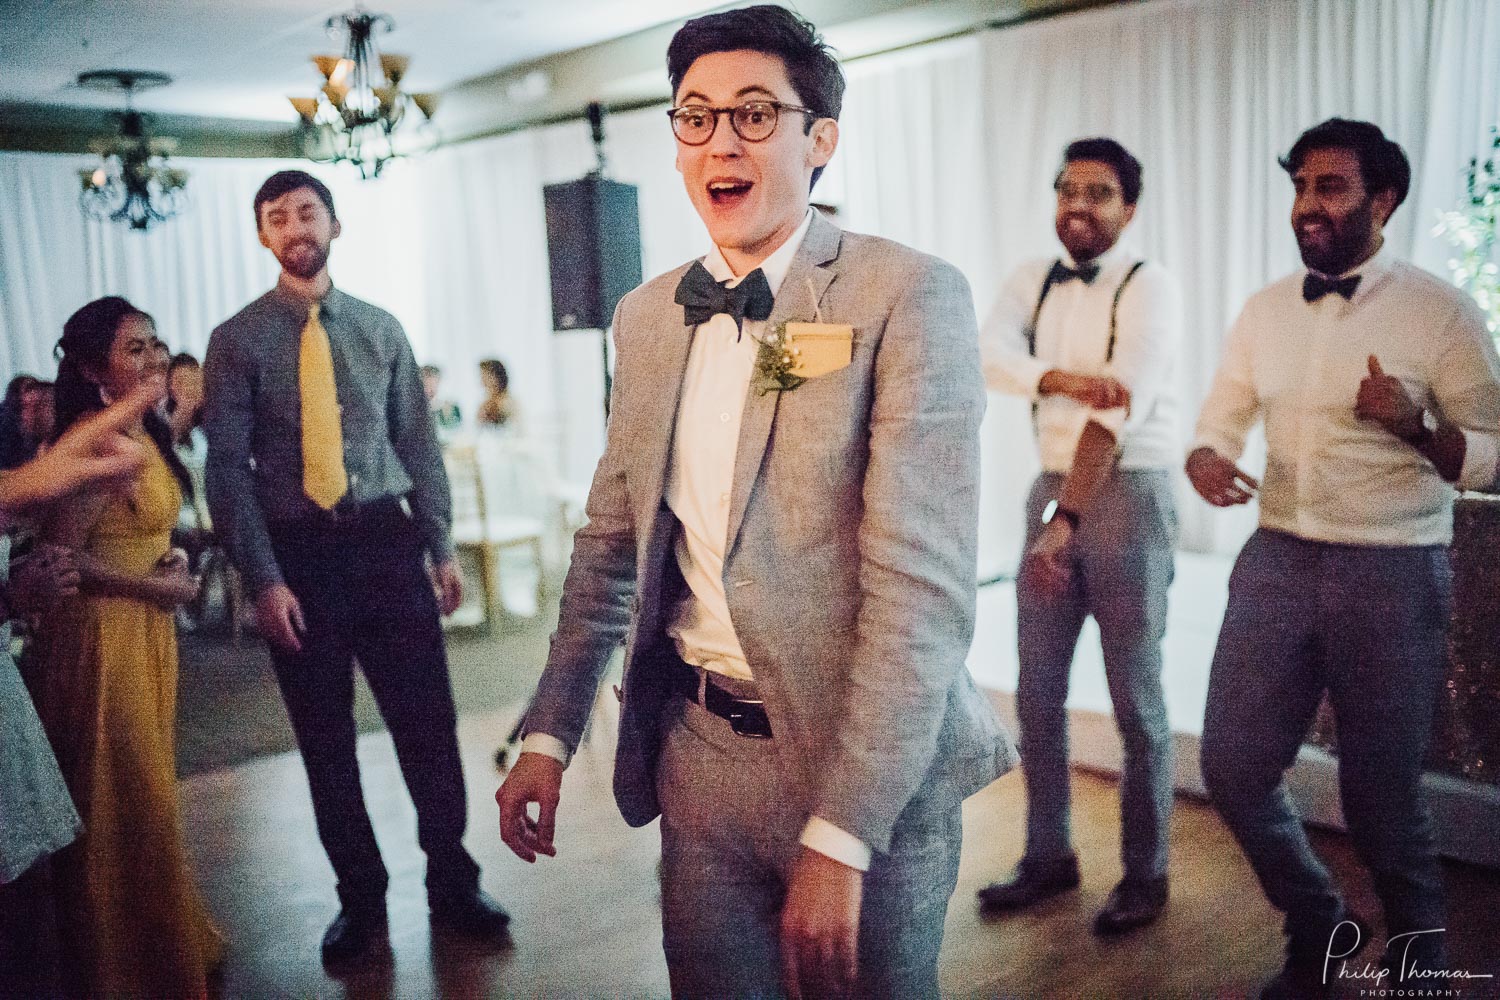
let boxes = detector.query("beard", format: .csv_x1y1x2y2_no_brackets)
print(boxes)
1056,212,1115,264
1295,197,1376,275
276,238,331,280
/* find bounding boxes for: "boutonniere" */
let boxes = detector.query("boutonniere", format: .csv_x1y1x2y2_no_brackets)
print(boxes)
750,281,854,395
752,321,808,395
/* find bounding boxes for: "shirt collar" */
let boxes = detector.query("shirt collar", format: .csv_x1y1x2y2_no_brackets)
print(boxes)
702,209,815,296
272,277,342,320
1061,240,1128,273
1305,243,1394,304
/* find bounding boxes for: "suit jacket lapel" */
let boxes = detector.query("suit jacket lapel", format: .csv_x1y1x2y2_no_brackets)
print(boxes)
724,214,843,558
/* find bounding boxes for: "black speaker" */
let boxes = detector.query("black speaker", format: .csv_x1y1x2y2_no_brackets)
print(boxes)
543,176,643,331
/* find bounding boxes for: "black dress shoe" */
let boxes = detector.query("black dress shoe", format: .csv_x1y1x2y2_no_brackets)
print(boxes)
320,907,390,972
976,855,1081,912
1261,912,1373,1000
429,888,512,941
1092,876,1168,936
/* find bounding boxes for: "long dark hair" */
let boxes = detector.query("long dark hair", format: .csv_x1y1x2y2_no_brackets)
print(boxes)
53,296,192,498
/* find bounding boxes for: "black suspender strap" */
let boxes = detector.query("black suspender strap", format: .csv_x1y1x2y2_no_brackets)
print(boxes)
1105,261,1146,362
1027,259,1147,363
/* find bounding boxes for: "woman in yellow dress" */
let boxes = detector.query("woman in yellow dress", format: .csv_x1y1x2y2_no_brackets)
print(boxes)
33,296,224,999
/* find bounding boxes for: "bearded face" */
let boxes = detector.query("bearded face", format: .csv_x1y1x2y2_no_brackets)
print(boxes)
257,187,340,281
1290,147,1390,275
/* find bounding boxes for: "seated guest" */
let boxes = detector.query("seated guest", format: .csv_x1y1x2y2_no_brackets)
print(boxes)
475,357,519,428
421,364,462,433
166,354,212,578
0,375,40,470
166,353,204,448
1189,119,1500,997
29,297,223,999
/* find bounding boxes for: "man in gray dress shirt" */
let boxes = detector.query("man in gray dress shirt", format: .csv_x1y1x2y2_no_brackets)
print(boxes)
204,170,509,972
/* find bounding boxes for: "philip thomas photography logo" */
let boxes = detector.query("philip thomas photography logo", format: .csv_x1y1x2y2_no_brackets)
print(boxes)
1323,921,1493,998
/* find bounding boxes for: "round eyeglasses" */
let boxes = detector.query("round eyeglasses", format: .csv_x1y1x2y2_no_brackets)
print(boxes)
667,101,818,145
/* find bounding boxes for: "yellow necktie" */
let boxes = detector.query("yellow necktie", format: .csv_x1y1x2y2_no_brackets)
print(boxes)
299,302,348,509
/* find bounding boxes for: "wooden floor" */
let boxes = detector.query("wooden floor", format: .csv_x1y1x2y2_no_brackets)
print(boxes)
164,705,1500,1000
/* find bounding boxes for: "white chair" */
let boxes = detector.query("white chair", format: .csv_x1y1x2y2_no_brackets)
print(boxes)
444,444,546,624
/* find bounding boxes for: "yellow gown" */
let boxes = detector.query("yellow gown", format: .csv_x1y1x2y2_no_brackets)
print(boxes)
34,436,223,999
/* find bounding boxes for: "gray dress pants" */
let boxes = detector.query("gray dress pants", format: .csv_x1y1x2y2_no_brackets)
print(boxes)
1014,469,1177,882
1200,529,1450,966
655,684,962,999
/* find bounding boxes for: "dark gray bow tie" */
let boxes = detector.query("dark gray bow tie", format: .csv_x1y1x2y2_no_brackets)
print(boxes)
675,261,774,333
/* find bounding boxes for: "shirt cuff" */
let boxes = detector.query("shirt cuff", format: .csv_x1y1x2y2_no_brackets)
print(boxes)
799,817,872,872
1456,428,1500,492
1090,405,1128,437
519,733,572,767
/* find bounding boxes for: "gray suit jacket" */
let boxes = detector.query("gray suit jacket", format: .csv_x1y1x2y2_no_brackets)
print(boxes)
525,213,1017,854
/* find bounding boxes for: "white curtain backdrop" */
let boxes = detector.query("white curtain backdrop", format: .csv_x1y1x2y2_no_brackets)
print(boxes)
4,0,1499,565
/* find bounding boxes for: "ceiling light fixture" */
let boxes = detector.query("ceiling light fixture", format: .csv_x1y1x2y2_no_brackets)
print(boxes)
76,70,189,232
291,7,439,180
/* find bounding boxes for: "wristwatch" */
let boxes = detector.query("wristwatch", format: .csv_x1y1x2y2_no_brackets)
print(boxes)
1399,407,1438,448
1041,499,1080,531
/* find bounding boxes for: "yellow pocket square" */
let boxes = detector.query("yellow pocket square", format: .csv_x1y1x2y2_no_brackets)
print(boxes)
785,322,854,379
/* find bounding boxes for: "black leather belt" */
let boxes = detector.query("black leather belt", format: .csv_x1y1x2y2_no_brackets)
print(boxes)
667,655,773,739
287,495,405,530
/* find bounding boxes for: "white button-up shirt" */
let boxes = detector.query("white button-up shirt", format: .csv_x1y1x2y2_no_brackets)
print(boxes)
981,243,1183,471
662,213,813,681
1194,247,1500,546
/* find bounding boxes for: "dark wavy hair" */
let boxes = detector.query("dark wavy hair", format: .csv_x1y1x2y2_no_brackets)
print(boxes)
667,5,845,189
1280,118,1411,212
478,358,509,393
53,296,192,498
1060,137,1144,206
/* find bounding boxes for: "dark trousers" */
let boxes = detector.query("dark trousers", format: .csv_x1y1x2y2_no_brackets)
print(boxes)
1200,529,1450,965
267,499,478,912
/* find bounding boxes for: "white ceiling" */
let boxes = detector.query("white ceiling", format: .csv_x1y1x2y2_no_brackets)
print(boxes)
0,0,728,122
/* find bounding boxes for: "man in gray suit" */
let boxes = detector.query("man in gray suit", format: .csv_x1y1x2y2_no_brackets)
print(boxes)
496,6,1015,998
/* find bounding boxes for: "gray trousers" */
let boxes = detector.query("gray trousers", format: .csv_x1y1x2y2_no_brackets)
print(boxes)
1015,469,1177,882
655,687,961,1000
1200,529,1450,964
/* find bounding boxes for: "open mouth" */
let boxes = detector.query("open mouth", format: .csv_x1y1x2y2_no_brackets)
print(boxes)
707,179,753,207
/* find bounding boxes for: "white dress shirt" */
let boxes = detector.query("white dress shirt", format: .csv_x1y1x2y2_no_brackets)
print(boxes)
1194,247,1500,546
524,210,872,871
662,213,813,681
980,243,1183,471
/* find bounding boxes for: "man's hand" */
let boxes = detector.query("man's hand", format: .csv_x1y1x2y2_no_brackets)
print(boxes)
780,847,864,1000
1038,370,1131,411
431,558,463,617
255,583,306,654
1186,446,1259,507
1021,518,1074,597
496,751,563,863
8,544,81,616
1356,355,1421,437
0,377,164,517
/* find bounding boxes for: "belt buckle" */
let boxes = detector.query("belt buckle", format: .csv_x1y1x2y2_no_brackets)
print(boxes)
726,698,772,739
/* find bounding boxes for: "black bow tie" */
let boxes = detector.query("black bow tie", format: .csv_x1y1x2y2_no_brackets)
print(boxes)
1048,259,1100,285
675,261,775,333
1303,272,1361,303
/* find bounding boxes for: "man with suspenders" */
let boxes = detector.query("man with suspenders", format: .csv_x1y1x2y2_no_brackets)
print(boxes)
976,138,1184,935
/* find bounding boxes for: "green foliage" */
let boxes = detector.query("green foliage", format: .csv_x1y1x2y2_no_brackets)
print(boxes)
1434,126,1500,341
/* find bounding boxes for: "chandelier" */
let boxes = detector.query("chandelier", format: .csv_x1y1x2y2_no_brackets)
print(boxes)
76,70,189,232
290,8,439,180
